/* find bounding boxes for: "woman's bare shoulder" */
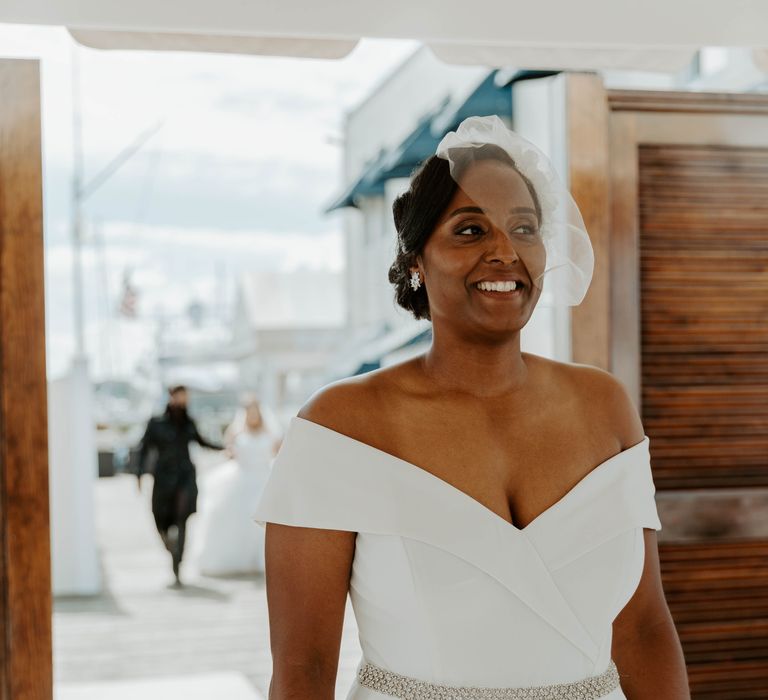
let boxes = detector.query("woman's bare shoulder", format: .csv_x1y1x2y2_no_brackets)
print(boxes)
525,353,626,398
556,359,646,448
296,364,402,439
521,353,644,448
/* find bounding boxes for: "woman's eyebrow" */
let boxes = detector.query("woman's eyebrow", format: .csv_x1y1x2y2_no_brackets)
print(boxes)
446,206,538,218
509,207,538,216
447,206,484,218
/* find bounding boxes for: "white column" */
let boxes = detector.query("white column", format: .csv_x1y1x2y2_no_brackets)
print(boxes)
48,356,101,595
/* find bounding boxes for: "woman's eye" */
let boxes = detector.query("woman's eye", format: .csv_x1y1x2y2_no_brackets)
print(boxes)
455,224,485,236
455,222,538,237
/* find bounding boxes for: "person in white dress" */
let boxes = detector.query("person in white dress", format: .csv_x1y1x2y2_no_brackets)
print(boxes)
193,395,281,576
253,116,690,699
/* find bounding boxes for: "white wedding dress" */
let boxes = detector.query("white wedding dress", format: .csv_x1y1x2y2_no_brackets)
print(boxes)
194,428,275,575
253,416,663,699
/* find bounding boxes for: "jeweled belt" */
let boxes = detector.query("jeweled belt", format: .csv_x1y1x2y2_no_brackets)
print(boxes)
357,658,621,700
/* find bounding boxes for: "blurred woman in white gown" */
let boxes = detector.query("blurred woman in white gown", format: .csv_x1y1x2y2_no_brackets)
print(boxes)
194,395,282,576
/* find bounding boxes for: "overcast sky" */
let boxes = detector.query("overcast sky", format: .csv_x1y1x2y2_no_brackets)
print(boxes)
0,25,419,379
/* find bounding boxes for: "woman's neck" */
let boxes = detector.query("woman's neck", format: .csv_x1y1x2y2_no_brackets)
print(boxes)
419,331,529,399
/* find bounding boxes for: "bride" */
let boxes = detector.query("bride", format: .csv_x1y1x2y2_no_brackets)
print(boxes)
254,116,690,699
193,395,281,576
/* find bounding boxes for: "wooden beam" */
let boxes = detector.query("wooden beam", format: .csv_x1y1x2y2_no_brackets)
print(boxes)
565,73,612,371
607,112,642,410
0,58,52,700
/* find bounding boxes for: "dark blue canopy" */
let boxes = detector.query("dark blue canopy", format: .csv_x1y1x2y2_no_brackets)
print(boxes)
324,69,526,213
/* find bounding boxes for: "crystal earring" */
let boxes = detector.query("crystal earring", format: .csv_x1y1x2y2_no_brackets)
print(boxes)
410,269,422,291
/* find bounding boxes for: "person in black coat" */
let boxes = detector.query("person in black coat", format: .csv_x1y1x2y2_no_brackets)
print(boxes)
137,385,225,586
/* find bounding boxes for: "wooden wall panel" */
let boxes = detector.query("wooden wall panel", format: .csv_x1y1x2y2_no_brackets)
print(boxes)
660,541,768,699
635,137,768,696
594,88,768,699
0,59,52,700
566,81,768,697
638,143,768,490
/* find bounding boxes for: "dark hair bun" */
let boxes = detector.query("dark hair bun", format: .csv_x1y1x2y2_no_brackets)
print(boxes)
387,156,457,321
392,190,411,235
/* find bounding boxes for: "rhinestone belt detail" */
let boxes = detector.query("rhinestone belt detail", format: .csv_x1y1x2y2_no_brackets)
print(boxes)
357,659,621,700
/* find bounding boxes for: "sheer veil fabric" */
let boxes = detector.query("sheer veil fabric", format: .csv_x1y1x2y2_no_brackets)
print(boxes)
435,115,595,308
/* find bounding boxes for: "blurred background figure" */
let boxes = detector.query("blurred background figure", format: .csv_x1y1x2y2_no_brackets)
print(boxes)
137,384,226,587
192,394,281,576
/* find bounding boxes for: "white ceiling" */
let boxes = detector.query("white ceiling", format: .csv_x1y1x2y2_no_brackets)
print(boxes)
2,0,767,72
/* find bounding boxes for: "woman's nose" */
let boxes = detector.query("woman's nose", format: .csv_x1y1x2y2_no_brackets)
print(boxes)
484,226,521,263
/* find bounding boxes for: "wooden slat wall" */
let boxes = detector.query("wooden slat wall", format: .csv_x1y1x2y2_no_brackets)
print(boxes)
638,143,768,696
638,144,768,489
659,541,768,698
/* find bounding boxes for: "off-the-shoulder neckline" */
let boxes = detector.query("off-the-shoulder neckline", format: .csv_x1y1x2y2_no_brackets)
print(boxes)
290,416,650,534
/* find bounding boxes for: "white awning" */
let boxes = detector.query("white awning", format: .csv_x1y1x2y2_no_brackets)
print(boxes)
428,44,701,73
2,0,768,72
67,29,358,60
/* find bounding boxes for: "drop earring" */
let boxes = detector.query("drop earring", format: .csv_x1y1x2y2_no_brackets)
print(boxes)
410,269,422,291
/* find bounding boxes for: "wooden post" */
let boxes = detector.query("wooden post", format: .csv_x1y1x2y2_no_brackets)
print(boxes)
565,73,612,373
0,58,52,700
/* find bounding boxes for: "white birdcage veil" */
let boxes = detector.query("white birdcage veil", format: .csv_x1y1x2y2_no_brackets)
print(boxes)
435,115,594,307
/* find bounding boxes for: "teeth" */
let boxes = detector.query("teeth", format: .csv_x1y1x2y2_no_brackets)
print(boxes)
477,280,519,292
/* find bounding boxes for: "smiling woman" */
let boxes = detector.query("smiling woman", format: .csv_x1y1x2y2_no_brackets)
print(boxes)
254,114,689,700
410,155,547,328
387,144,544,320
388,116,594,326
